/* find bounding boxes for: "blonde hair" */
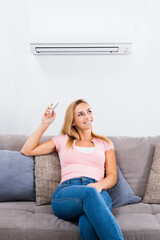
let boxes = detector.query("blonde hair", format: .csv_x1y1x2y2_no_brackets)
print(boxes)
61,99,114,150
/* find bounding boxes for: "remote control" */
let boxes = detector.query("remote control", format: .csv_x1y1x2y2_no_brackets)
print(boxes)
50,101,59,113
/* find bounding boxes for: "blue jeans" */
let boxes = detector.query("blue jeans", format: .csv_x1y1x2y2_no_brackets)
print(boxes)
51,176,124,240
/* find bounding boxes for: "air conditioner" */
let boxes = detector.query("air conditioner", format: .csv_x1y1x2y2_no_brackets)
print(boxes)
30,19,133,55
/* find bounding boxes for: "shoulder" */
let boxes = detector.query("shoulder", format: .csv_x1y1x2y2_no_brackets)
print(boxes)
52,134,68,151
52,134,68,142
94,138,113,152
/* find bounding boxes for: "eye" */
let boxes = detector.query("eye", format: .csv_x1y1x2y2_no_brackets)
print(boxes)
88,110,92,114
78,113,83,117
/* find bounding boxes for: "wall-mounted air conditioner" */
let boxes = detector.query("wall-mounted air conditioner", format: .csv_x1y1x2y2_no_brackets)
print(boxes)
30,19,133,55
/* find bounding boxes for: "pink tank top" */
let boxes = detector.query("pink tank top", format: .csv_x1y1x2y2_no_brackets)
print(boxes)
52,134,113,184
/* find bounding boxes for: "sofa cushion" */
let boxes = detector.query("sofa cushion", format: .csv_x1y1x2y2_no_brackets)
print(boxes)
0,202,80,240
143,144,160,203
109,136,160,198
108,165,142,208
112,202,160,240
0,150,35,201
1,202,160,240
34,153,61,206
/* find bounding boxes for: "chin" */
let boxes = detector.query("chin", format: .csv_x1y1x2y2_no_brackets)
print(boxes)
83,125,93,130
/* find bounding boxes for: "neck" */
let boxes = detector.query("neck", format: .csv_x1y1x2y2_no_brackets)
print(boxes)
77,129,93,141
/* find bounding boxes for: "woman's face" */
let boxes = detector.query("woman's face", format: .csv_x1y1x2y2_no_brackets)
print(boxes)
72,103,94,131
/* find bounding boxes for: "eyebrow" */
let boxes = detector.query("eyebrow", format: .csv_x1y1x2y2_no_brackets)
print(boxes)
77,108,91,114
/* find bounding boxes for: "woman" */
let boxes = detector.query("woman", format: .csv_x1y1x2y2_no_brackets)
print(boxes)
21,99,124,240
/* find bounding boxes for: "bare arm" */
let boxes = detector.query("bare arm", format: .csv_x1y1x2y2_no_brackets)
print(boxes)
98,149,117,190
21,104,57,156
87,149,117,192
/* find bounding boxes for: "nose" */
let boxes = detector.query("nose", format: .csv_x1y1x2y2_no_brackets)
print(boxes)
85,113,91,120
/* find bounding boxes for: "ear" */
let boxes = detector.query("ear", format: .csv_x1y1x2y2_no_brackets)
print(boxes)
72,121,75,126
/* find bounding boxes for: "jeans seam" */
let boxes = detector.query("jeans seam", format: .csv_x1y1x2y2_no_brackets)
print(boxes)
52,197,83,208
108,202,112,211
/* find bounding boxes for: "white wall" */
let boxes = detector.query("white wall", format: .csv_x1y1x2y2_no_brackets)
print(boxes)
0,0,160,137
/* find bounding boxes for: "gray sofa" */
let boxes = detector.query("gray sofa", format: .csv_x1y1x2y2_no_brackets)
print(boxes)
1,134,160,240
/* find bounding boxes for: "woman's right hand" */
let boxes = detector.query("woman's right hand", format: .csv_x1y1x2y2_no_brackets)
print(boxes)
41,104,56,125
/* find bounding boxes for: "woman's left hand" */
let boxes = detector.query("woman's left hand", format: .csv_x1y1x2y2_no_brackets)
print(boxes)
87,182,103,193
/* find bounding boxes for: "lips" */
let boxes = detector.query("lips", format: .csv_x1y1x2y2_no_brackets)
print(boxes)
84,120,92,124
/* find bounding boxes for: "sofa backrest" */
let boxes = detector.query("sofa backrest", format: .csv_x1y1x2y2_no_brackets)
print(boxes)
1,134,160,198
0,135,50,151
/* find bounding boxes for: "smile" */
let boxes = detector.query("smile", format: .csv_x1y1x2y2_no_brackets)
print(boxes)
84,120,92,124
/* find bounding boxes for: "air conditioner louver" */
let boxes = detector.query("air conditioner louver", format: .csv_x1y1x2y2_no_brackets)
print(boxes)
31,44,131,55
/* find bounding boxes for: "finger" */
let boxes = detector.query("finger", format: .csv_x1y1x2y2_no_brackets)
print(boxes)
45,110,53,117
47,107,52,111
46,104,53,110
48,103,53,109
45,110,51,115
51,111,56,117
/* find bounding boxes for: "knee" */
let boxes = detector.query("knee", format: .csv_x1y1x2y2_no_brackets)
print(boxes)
51,198,83,220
